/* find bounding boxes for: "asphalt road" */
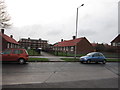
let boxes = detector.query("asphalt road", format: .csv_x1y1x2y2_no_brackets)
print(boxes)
2,62,119,88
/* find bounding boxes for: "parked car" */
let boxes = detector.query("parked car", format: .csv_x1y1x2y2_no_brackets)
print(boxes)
80,52,106,64
0,48,29,64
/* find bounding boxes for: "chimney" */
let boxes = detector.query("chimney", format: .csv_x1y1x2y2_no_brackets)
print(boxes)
1,29,4,34
61,39,63,42
10,35,13,38
73,36,76,39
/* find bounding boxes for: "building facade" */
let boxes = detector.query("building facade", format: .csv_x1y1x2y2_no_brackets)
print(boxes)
111,34,120,47
53,37,94,54
18,38,48,50
111,34,120,53
0,29,19,51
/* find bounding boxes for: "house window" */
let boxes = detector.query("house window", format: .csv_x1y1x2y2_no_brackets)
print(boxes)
71,47,74,51
112,43,116,46
14,44,16,48
64,47,66,51
66,47,68,51
7,43,10,48
117,43,120,46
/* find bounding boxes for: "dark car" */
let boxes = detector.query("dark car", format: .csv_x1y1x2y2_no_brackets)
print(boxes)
0,48,29,64
80,52,106,64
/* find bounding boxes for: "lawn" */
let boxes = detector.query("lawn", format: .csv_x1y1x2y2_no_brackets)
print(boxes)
54,52,85,57
27,49,40,56
106,59,120,62
28,58,49,62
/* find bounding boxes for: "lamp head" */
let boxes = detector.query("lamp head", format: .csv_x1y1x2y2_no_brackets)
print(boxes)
81,4,84,6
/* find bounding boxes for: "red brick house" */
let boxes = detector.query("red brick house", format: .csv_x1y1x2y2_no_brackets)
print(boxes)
111,34,120,53
0,29,19,51
54,37,94,54
111,34,120,46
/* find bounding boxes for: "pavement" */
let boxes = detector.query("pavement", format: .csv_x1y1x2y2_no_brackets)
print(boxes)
2,62,119,88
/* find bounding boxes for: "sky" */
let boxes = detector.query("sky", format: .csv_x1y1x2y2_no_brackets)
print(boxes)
4,0,119,44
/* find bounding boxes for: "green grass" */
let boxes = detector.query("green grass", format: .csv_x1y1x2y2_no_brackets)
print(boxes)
54,52,85,57
27,49,40,56
60,58,79,61
28,58,49,62
106,59,120,62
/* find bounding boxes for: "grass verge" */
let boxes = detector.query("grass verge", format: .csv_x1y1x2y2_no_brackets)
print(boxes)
28,58,49,62
106,59,120,62
60,58,79,61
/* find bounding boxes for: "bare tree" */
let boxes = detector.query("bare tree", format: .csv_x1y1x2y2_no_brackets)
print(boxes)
0,0,11,29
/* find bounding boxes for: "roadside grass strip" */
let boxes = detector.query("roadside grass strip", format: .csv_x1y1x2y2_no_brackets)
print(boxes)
28,58,49,62
60,58,79,62
106,59,120,62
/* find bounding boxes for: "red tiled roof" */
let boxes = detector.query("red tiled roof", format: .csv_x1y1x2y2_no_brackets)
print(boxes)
0,32,19,44
54,37,85,47
91,43,98,47
111,34,120,43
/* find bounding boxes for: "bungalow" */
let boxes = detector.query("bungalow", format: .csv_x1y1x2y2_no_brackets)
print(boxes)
111,34,120,46
54,37,94,54
111,34,120,53
0,29,19,51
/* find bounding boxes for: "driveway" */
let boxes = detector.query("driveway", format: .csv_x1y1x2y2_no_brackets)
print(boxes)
2,62,119,88
29,51,64,61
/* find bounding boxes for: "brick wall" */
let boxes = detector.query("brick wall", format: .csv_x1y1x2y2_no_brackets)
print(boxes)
76,38,94,54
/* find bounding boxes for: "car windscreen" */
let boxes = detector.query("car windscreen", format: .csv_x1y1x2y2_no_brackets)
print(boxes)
12,50,23,54
86,53,95,56
2,49,12,54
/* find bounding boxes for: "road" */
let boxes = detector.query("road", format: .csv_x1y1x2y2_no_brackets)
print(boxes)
2,62,119,88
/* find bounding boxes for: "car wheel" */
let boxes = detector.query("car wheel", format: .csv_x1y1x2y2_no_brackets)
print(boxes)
18,59,25,64
103,60,106,64
95,62,98,64
86,60,91,63
81,61,84,63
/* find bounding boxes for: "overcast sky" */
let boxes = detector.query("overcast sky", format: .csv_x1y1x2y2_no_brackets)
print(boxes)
5,0,119,44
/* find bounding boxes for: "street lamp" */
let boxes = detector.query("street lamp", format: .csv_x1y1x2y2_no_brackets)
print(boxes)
74,4,84,59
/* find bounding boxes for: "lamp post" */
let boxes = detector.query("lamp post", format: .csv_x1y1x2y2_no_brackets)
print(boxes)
74,4,84,59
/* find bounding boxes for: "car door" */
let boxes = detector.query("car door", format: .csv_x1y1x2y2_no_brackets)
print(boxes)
91,53,99,62
10,50,20,61
98,53,104,61
2,49,12,61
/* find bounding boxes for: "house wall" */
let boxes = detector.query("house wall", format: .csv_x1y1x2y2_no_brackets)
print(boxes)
2,38,7,50
2,38,19,51
76,39,94,54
